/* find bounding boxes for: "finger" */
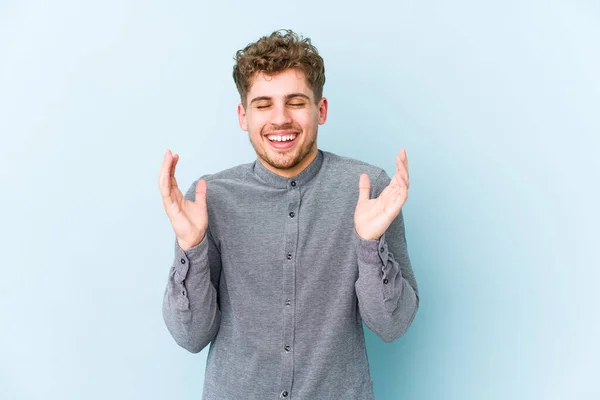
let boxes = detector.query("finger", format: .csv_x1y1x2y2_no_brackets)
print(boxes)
195,179,207,208
400,148,409,177
170,153,179,180
396,149,408,168
395,157,409,183
170,154,186,205
396,153,409,188
399,150,410,193
169,153,181,195
391,169,409,205
392,171,408,192
159,149,173,199
172,177,183,205
396,167,409,188
358,174,370,202
161,150,182,209
166,150,177,196
393,170,407,190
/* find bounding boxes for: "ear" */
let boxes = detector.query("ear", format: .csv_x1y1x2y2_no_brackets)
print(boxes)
237,103,248,131
317,97,328,125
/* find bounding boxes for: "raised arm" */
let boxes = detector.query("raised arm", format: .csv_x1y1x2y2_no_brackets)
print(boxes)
354,149,419,342
159,149,222,352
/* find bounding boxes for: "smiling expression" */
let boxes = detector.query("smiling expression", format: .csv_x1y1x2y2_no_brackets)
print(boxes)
238,68,328,178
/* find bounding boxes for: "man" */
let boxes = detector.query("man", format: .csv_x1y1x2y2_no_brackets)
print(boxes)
159,29,419,400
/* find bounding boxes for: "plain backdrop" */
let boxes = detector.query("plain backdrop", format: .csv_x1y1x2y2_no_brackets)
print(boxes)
1,1,599,399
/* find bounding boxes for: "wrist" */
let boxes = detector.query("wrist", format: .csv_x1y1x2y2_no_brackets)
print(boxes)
355,228,381,241
178,233,205,251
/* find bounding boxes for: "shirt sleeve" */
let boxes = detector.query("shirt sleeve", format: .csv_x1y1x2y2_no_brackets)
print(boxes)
354,169,419,343
162,178,222,353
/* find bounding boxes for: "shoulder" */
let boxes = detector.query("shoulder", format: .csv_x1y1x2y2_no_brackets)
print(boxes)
198,161,254,183
183,161,254,199
321,149,387,183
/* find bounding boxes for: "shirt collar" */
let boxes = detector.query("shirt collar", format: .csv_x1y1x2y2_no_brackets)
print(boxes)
252,149,323,189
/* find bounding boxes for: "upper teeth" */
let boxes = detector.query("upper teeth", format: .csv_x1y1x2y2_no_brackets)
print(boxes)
267,134,297,142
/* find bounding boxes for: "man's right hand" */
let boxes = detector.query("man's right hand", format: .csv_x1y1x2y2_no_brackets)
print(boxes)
159,148,208,251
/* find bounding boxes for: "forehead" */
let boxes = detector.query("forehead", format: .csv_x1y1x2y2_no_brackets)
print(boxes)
247,69,313,99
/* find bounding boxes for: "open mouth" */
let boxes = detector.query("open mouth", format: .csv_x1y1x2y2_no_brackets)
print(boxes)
265,132,299,149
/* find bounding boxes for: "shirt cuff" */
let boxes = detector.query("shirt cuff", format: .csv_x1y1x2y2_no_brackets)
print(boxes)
174,235,208,284
357,232,399,307
357,232,389,270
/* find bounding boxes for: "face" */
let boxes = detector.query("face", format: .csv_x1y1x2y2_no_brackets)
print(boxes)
238,68,328,178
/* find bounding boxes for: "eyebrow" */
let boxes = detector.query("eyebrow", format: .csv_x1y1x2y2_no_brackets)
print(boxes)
249,93,311,105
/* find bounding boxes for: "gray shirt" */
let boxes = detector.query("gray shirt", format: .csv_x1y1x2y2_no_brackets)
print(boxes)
162,149,419,399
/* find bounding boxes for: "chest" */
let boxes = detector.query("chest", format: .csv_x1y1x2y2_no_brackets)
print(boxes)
210,186,360,289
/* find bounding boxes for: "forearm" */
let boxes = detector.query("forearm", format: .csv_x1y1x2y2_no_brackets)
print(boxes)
355,233,419,343
162,235,221,353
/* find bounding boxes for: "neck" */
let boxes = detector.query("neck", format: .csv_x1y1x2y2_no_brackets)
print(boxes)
259,146,318,179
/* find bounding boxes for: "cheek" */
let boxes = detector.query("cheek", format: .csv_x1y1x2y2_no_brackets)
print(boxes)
294,111,318,130
247,115,266,135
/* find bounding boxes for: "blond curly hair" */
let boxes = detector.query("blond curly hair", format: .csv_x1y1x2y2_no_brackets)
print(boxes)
233,29,326,107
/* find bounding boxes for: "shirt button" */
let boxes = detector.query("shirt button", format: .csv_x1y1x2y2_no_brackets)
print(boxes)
290,181,296,187
286,299,291,306
289,211,295,218
380,247,384,253
180,258,186,264
284,345,291,352
287,253,292,260
281,391,289,398
383,278,389,284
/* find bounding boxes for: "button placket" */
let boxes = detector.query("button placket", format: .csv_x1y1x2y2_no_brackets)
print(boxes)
280,180,299,397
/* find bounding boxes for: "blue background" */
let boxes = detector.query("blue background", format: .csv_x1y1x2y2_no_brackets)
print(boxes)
1,1,598,399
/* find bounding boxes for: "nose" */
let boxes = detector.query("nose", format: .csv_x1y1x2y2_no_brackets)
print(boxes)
270,102,293,126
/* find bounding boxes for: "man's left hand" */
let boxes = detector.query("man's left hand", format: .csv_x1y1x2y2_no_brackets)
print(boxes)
354,148,410,241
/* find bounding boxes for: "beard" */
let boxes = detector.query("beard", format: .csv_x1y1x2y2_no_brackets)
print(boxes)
248,125,317,171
